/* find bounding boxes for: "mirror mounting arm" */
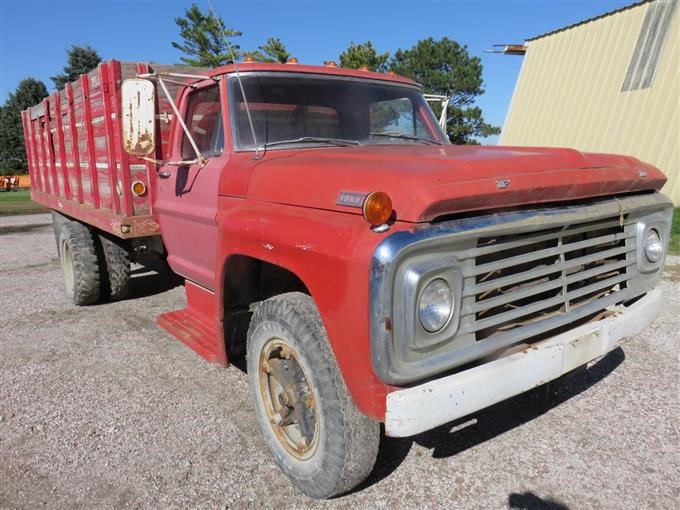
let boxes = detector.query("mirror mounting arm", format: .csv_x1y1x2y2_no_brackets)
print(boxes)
122,74,208,168
139,155,208,168
423,94,451,131
132,72,208,166
155,74,204,164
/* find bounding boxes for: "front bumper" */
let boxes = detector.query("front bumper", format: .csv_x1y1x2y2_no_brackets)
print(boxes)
384,287,663,437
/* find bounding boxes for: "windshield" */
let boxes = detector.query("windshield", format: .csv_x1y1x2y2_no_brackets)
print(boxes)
228,73,448,150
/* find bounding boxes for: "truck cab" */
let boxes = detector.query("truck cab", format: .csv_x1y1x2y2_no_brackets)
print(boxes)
146,64,448,289
25,60,674,499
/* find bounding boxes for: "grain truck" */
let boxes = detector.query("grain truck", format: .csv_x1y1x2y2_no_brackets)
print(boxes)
22,59,673,498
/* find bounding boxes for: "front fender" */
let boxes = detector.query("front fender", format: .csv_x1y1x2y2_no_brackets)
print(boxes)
214,197,398,420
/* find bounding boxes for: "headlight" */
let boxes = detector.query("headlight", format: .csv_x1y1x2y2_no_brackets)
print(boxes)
418,278,454,333
643,228,662,263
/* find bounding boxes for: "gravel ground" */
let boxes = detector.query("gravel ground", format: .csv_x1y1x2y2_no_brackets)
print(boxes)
1,214,679,509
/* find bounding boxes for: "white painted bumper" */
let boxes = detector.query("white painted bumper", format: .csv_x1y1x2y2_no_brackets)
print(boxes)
384,287,663,437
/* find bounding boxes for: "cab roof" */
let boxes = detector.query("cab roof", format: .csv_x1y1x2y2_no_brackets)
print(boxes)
206,62,420,88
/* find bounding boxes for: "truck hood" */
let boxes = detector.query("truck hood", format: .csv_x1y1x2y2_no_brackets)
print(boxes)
246,145,667,223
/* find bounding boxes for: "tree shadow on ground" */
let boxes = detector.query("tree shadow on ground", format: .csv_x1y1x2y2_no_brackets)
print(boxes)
508,491,570,510
351,348,625,494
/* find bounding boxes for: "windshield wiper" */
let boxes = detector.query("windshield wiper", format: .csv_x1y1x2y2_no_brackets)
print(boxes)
262,137,363,149
369,131,443,145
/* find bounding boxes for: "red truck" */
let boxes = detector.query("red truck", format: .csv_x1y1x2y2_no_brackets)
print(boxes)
23,59,673,498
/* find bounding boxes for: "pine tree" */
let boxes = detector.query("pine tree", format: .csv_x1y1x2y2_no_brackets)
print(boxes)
252,37,290,63
51,45,101,89
339,41,389,72
389,37,499,144
0,79,48,172
171,3,241,67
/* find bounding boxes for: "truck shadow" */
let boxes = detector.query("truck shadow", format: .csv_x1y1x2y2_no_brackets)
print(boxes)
128,262,184,299
351,347,625,495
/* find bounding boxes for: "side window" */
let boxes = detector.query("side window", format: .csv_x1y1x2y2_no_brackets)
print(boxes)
182,86,224,160
370,97,424,136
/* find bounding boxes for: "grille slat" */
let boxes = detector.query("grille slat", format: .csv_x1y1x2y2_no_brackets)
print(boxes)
469,218,626,259
465,244,634,297
466,283,645,357
465,271,630,333
469,215,634,342
472,231,634,276
468,258,633,315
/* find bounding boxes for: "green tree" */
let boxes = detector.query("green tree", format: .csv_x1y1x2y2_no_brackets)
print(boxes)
251,37,290,63
51,45,101,89
0,78,48,172
339,41,389,72
389,37,499,144
171,3,241,67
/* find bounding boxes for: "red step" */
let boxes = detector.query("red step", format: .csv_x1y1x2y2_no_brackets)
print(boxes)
156,280,225,365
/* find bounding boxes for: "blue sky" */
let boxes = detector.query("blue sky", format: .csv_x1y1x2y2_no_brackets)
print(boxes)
0,0,633,143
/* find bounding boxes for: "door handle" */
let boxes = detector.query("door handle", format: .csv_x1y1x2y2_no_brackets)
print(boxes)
158,171,173,179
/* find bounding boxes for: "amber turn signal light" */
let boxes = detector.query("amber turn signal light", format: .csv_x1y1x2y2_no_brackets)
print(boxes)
286,57,299,64
243,54,255,63
131,180,147,197
362,191,393,225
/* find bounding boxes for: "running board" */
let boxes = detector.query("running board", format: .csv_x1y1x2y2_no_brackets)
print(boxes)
156,280,226,365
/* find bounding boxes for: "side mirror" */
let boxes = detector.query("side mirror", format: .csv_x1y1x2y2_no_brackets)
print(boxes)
121,78,156,156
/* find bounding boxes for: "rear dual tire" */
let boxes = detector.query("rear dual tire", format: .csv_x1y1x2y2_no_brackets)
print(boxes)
98,233,131,301
53,213,131,305
57,221,101,305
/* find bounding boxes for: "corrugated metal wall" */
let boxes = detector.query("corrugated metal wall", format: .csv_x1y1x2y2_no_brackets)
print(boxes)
501,0,679,204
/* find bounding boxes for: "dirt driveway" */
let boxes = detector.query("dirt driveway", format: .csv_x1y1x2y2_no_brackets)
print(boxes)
1,214,678,509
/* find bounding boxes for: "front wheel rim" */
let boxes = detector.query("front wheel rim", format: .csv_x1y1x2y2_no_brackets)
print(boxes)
258,337,320,460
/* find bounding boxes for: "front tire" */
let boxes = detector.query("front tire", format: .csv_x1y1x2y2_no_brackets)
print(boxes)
246,292,379,499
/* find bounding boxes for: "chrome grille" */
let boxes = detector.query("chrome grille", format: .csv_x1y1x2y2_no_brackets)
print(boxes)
370,193,672,385
462,215,637,343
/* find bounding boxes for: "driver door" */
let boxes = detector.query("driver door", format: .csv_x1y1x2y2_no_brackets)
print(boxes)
154,82,227,290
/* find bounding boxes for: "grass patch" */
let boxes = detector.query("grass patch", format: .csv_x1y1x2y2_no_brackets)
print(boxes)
0,190,49,216
669,208,680,255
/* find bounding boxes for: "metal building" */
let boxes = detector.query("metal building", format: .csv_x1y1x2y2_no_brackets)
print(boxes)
501,0,679,204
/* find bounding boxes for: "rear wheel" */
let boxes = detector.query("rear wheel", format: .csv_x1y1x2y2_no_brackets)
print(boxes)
246,292,379,499
98,233,131,301
57,221,100,305
51,211,68,256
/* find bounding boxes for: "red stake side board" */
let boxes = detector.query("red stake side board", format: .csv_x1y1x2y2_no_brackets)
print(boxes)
22,60,207,239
